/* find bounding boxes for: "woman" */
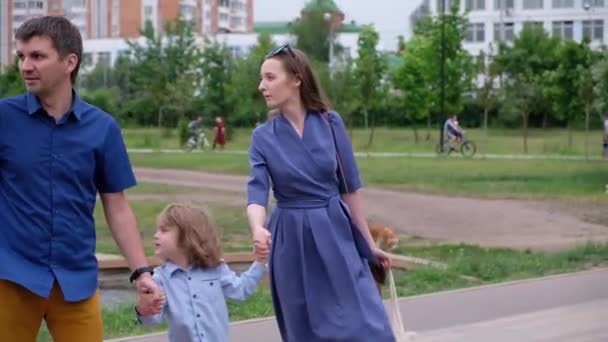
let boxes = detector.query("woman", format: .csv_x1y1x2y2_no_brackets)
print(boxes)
246,45,395,341
213,116,226,150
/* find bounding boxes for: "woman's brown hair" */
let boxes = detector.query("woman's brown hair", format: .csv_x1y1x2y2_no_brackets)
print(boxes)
265,45,330,116
158,203,223,268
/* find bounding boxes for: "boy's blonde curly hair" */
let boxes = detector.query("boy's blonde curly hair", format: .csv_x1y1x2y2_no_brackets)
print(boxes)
158,203,223,268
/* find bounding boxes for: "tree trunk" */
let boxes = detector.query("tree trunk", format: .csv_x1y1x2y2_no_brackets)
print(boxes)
585,105,590,161
567,120,573,150
425,114,432,141
366,110,376,148
483,106,489,138
363,107,369,130
522,112,529,154
413,126,419,144
542,112,549,129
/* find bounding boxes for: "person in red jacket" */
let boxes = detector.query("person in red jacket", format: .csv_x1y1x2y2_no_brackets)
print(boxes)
213,116,226,150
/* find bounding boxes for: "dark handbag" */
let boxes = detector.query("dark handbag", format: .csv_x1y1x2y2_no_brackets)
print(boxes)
322,112,387,286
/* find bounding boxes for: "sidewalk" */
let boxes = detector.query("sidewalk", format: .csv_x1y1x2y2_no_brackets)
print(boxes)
126,148,606,161
107,268,608,342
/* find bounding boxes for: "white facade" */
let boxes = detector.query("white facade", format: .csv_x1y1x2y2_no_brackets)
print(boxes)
81,32,361,70
425,0,608,55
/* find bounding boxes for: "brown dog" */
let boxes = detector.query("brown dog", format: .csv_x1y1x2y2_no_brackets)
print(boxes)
369,223,399,251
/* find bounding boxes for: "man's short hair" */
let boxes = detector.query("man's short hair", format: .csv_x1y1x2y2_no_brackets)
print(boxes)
15,16,83,83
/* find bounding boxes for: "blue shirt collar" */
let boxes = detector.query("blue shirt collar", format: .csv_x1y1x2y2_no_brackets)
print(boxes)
26,90,86,120
164,261,191,276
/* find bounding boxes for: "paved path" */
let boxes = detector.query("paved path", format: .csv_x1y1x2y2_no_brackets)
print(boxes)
107,268,608,342
127,148,607,161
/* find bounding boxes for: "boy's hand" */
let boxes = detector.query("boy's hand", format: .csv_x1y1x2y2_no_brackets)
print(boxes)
253,247,269,262
136,290,165,316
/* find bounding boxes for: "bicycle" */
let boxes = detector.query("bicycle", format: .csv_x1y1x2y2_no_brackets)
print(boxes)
436,134,476,158
184,130,209,152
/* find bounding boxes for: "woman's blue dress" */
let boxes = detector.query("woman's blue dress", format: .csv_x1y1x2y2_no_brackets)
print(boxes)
247,111,394,341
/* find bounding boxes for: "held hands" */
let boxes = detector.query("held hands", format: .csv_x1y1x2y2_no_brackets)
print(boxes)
372,246,392,269
135,273,165,316
252,226,271,262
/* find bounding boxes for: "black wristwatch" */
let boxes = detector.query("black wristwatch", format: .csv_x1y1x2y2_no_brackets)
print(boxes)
129,266,155,283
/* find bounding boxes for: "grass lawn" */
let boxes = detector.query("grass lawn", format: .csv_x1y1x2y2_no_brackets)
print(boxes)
129,152,608,200
123,127,607,156
95,199,251,255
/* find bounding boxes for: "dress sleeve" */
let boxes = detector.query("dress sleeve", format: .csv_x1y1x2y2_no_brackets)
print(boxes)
247,130,270,207
330,112,363,193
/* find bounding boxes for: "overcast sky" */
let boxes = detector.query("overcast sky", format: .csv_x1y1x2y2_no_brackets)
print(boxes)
254,0,424,50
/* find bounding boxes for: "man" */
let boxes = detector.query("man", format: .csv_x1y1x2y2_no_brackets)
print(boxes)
0,16,160,341
443,114,463,151
603,113,608,157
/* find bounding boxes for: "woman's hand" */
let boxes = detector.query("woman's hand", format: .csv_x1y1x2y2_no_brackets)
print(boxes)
252,226,271,258
372,246,392,269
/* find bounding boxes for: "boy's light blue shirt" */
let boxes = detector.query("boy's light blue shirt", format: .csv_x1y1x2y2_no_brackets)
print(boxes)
137,260,266,342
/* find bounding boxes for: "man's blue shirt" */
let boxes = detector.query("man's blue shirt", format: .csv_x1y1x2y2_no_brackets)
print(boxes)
0,92,136,301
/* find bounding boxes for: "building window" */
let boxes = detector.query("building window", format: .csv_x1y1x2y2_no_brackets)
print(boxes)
584,0,604,7
552,21,573,39
145,6,153,16
28,1,44,9
82,53,92,66
14,2,27,9
465,23,485,42
437,0,457,10
552,0,574,8
494,22,514,41
494,0,514,10
523,0,543,9
583,20,604,40
466,0,486,10
524,21,544,31
97,52,111,67
220,0,230,7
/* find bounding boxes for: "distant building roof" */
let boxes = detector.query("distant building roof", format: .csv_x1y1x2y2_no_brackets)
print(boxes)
254,21,363,34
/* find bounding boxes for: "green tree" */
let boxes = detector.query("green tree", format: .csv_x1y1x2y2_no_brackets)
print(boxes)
227,32,275,126
0,61,26,97
495,25,560,153
392,35,433,143
127,20,201,127
327,57,359,136
353,24,385,146
545,40,593,149
197,39,234,127
290,0,341,63
426,4,474,116
475,49,499,136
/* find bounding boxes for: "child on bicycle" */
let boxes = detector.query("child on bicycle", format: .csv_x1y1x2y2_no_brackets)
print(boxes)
135,203,268,342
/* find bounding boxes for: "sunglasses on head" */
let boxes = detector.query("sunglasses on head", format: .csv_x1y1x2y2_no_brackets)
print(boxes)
265,44,296,59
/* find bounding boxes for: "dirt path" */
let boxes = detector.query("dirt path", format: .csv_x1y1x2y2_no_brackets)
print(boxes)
134,168,608,251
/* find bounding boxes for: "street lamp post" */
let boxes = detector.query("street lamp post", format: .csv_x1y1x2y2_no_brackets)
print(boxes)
324,12,334,74
439,0,446,151
583,1,592,161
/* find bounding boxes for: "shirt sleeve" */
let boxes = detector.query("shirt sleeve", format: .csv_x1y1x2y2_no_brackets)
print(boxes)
136,272,166,326
330,112,363,193
247,131,270,207
96,118,137,193
219,261,266,301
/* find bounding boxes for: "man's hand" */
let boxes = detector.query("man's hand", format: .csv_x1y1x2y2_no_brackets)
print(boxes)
135,273,164,315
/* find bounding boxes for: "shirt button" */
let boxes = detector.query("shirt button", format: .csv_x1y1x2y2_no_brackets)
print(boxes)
193,294,197,298
209,282,213,286
188,277,191,280
197,314,200,318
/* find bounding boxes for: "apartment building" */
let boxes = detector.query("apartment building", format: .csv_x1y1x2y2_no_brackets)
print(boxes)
413,0,607,55
0,0,254,67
